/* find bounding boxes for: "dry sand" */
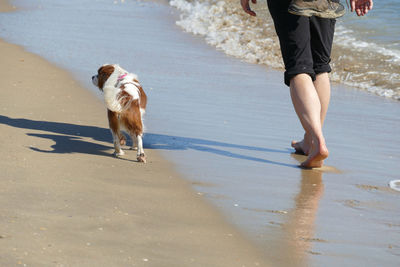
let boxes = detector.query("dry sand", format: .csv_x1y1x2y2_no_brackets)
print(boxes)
0,27,269,267
0,0,14,12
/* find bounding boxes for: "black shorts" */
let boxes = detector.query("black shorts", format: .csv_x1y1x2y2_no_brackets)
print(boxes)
267,0,336,86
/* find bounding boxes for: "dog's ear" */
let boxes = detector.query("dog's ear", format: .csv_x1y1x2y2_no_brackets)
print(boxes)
97,65,115,89
98,64,114,75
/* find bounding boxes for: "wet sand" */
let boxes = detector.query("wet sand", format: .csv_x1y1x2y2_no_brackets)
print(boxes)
0,4,269,265
0,0,14,12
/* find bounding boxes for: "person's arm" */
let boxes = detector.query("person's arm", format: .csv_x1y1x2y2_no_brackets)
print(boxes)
350,0,373,16
240,0,257,16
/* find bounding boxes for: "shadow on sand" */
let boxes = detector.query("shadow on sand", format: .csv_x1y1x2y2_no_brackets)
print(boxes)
0,115,296,167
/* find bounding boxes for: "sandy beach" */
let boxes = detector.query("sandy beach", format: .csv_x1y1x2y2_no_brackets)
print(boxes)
0,5,269,265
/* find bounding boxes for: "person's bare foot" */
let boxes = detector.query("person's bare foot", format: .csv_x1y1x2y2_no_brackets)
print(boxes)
291,139,309,155
291,134,312,155
300,140,329,168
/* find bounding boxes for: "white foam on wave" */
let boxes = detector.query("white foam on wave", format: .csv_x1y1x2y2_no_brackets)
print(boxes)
389,180,400,192
170,0,282,68
170,0,400,101
333,24,400,100
335,24,400,64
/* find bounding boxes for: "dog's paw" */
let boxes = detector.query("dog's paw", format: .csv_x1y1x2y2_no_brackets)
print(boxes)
130,146,138,150
114,150,125,157
137,153,146,163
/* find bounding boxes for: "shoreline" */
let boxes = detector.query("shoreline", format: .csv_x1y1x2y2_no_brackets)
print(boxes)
0,2,269,264
0,37,268,267
2,0,399,266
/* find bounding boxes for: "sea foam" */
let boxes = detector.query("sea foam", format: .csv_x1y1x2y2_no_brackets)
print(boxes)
170,0,400,100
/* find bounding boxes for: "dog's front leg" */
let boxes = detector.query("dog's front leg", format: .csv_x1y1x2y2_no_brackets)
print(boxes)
130,134,138,150
108,110,124,157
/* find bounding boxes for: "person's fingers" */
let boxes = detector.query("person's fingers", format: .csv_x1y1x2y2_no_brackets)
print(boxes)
352,0,373,16
364,4,369,14
356,3,365,16
368,0,373,10
245,6,256,16
245,7,256,16
247,10,257,17
361,2,369,16
240,0,257,16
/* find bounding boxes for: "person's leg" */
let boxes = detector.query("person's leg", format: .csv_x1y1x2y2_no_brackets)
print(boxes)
267,1,332,167
314,73,331,125
291,72,330,155
290,74,329,168
292,14,335,159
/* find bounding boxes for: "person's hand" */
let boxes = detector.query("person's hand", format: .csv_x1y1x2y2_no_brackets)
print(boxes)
240,0,257,16
350,0,373,16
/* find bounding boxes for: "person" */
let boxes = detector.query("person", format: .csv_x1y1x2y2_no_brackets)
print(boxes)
240,0,373,168
288,0,345,18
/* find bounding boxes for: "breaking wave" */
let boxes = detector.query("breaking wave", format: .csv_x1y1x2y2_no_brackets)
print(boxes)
170,0,400,100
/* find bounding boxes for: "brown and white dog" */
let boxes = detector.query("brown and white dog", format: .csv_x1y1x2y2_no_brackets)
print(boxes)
92,64,147,163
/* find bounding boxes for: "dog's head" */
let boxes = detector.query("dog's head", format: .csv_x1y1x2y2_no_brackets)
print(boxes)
92,64,116,91
92,64,129,91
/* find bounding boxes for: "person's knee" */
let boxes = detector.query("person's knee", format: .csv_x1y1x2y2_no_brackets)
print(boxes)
287,72,315,87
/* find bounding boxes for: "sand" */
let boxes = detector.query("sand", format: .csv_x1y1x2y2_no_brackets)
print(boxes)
2,0,400,266
0,8,269,266
0,0,14,12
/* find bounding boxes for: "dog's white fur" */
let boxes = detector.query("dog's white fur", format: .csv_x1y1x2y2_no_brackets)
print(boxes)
102,65,140,112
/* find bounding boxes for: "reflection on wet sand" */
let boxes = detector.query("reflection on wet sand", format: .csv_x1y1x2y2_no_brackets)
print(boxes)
285,168,324,266
283,154,326,266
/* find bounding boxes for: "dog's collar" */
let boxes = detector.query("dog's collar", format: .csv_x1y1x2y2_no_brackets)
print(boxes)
115,73,141,89
117,73,128,81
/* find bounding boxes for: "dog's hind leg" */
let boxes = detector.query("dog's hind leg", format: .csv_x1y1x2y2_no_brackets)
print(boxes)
136,134,146,163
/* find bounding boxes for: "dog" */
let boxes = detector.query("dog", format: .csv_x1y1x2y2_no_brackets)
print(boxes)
92,64,147,163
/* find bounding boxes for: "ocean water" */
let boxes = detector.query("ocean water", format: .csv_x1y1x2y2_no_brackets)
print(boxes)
170,0,400,100
1,0,399,266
